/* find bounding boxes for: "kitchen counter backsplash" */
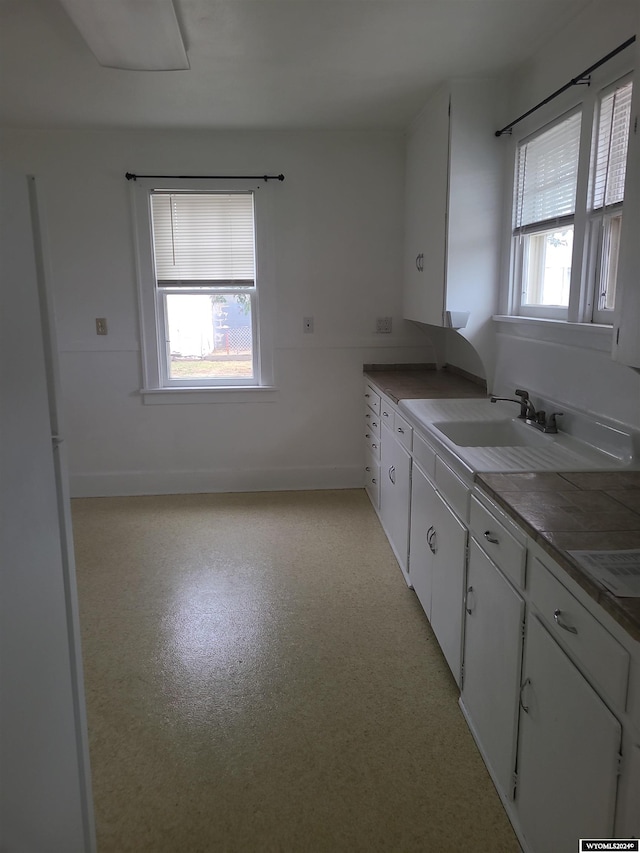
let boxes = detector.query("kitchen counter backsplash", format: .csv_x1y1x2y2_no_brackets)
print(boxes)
477,471,640,641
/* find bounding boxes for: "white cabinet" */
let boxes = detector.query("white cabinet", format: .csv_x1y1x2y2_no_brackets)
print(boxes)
403,79,505,332
613,23,640,368
363,383,381,509
408,462,439,617
409,460,467,685
461,539,524,798
516,616,621,852
379,420,412,586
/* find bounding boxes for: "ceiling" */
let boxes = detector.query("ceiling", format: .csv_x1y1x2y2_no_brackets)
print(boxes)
0,0,605,130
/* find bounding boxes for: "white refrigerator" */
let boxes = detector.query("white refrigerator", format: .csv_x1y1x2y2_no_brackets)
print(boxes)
0,170,96,852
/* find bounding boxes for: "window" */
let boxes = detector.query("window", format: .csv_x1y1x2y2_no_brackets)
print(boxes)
132,179,275,395
512,111,582,318
588,78,633,323
509,75,633,324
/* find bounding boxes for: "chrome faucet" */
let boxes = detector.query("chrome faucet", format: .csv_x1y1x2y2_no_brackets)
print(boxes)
490,390,563,434
490,389,537,420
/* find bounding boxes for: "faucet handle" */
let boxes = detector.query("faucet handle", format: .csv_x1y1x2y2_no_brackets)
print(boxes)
546,412,564,431
515,389,530,400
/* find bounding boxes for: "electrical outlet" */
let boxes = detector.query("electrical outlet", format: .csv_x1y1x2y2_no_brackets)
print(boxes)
376,316,392,334
303,316,314,333
96,317,108,335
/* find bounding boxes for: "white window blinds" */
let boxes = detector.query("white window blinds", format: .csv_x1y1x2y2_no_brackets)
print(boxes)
150,192,255,286
513,111,582,230
592,80,633,210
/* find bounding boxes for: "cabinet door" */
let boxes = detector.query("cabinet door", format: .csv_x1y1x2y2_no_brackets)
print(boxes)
403,85,450,326
429,491,467,685
380,425,412,584
408,463,439,617
516,616,621,852
461,540,524,798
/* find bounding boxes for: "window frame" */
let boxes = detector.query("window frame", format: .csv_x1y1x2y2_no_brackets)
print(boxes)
131,178,276,397
503,63,634,327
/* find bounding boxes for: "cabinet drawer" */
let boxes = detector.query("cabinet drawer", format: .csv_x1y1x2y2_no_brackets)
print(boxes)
413,430,436,481
364,430,381,459
435,456,469,522
393,412,413,452
469,496,526,589
380,401,394,427
364,457,380,508
529,557,629,709
364,409,381,438
364,384,381,416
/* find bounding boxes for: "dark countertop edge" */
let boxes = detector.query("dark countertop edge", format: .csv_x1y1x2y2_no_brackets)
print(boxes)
476,477,640,643
363,363,438,372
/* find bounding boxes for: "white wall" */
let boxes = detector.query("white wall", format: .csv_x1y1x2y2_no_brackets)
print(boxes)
0,128,437,495
492,0,640,429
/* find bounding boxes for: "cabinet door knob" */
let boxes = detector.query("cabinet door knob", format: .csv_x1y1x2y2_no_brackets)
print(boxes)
382,411,389,418
397,427,404,434
371,478,377,484
372,422,378,428
553,609,578,635
483,530,499,544
519,678,531,713
365,466,371,472
372,443,378,450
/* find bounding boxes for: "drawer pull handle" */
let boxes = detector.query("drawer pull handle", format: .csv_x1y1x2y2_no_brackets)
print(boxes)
519,678,531,713
465,585,475,615
483,531,499,544
388,466,396,484
397,427,404,434
553,609,578,635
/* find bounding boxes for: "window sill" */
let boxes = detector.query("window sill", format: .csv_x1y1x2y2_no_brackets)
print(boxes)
492,315,614,352
140,386,279,405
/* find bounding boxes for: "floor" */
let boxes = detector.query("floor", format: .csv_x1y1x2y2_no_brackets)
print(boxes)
72,489,520,853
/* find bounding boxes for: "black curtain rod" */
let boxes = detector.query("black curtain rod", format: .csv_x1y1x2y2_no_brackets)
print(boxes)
495,35,636,137
125,172,284,182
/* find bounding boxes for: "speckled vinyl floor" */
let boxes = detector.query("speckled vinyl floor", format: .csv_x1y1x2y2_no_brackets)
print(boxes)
72,490,520,853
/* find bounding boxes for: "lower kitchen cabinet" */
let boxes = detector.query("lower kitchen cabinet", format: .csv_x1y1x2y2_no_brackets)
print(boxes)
408,461,439,616
379,421,412,584
460,539,524,798
409,461,467,685
515,615,621,852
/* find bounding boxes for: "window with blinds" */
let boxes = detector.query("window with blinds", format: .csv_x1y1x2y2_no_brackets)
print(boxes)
146,190,258,385
513,111,582,232
590,78,633,319
592,80,633,211
150,192,255,286
512,111,582,314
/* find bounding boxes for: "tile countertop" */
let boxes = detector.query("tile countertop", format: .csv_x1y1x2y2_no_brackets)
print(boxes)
476,471,640,642
363,365,488,403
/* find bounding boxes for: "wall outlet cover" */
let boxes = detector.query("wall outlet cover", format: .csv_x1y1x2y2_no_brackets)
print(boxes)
376,316,392,333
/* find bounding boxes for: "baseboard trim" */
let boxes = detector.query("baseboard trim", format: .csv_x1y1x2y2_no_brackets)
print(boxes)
70,465,365,498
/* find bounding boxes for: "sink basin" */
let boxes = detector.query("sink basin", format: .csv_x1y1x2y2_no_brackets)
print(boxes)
432,419,552,448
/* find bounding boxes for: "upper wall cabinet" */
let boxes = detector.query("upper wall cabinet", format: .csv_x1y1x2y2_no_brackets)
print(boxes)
403,79,506,332
613,34,640,369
